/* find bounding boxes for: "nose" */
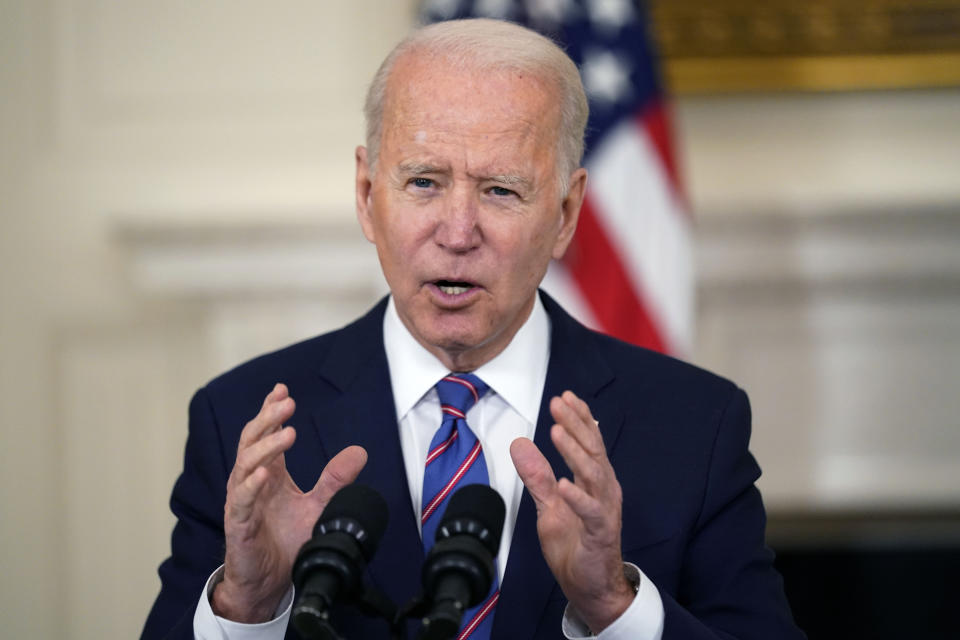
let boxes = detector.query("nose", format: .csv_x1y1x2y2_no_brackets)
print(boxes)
434,185,481,253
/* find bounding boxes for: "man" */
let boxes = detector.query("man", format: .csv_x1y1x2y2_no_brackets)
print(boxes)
143,18,803,640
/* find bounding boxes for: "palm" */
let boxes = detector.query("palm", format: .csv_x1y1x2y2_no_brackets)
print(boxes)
535,477,620,596
231,454,323,589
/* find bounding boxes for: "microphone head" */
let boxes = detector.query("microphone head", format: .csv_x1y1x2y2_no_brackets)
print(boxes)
314,484,388,560
435,484,506,556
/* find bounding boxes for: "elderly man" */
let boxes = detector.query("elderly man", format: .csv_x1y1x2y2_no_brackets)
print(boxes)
143,18,803,640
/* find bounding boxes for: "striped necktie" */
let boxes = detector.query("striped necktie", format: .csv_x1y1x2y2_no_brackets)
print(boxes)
421,373,499,640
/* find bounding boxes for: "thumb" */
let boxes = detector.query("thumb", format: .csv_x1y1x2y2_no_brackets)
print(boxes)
510,437,558,511
312,445,368,506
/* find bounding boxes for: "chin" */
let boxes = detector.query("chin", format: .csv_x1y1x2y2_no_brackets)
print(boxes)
419,315,496,353
402,297,503,356
421,325,486,353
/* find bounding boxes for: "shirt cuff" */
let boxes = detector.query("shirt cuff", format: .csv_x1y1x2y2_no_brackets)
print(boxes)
561,563,664,640
193,565,294,640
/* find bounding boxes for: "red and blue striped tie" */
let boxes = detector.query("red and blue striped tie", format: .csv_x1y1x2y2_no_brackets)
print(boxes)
421,373,499,640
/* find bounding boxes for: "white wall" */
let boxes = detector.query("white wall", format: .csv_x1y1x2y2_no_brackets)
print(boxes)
1,2,958,638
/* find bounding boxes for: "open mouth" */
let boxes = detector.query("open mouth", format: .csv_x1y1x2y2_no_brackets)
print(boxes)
434,280,476,296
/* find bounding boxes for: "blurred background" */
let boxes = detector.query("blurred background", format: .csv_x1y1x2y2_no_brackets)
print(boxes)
1,1,958,637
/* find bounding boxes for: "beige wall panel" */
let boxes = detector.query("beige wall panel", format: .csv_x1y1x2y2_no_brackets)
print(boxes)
676,91,960,214
695,209,960,509
50,0,418,218
59,322,207,637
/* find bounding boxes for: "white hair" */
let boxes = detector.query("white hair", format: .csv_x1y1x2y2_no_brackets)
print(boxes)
363,18,589,194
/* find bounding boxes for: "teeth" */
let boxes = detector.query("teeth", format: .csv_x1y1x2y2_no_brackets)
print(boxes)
439,285,470,295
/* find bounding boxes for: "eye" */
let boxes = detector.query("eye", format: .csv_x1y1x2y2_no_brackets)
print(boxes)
489,186,516,197
411,177,434,189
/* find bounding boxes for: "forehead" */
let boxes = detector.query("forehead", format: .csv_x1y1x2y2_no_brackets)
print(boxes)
380,53,561,163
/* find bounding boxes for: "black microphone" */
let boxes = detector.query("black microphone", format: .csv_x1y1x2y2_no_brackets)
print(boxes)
418,484,506,640
291,484,389,640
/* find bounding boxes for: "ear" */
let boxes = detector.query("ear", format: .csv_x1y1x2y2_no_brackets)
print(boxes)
551,167,587,260
355,145,376,244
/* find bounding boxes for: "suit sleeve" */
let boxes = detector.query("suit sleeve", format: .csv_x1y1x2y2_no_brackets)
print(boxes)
141,388,231,640
660,388,806,640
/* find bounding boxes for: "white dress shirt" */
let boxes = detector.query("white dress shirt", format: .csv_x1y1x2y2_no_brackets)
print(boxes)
193,295,664,639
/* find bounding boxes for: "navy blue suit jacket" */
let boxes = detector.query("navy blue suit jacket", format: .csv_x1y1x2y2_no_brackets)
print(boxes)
143,292,803,639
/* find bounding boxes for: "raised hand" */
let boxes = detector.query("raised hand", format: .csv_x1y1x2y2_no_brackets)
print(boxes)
510,391,634,632
212,383,368,622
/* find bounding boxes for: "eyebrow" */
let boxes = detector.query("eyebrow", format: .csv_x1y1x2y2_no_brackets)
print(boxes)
396,162,533,191
487,174,533,192
487,174,532,189
397,162,446,175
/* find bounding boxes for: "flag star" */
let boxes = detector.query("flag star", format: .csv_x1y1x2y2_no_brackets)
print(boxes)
421,0,462,20
475,0,514,19
525,0,576,28
587,0,635,34
580,50,632,104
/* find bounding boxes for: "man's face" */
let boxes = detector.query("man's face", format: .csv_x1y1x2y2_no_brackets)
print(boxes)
355,53,586,371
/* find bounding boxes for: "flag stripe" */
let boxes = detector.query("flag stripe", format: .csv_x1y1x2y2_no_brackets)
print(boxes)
584,117,693,354
566,195,667,351
636,101,686,210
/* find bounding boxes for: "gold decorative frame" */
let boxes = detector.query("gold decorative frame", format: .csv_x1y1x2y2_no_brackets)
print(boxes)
648,0,960,94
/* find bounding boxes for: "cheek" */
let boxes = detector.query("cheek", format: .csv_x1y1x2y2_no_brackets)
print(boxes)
497,226,556,283
377,233,413,272
373,217,432,282
523,215,562,254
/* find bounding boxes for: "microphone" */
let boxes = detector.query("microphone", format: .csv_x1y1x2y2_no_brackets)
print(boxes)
418,484,506,640
291,484,389,640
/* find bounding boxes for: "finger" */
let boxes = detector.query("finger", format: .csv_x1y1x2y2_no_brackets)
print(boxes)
558,391,602,448
563,390,596,424
256,382,289,417
311,445,369,506
550,423,614,499
228,465,270,524
550,392,604,458
231,426,296,487
510,437,560,511
556,477,612,534
263,382,288,406
238,389,296,449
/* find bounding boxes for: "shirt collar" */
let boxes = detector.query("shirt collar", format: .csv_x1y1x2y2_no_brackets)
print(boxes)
383,294,550,426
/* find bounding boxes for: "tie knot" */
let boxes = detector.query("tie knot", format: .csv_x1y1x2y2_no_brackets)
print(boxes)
436,373,489,415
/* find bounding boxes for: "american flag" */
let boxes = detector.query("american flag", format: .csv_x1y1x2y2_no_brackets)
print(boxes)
421,0,692,355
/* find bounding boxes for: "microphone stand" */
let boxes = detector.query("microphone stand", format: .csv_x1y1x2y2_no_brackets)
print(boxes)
357,585,406,640
395,594,432,640
395,592,461,640
296,580,464,640
293,584,406,640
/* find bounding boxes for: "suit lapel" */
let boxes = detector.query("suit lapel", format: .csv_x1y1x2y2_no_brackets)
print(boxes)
308,299,424,613
493,292,625,639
